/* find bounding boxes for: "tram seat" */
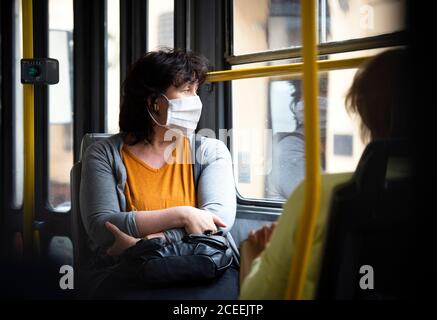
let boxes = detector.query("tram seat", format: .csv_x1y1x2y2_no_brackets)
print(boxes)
70,133,111,279
316,139,416,299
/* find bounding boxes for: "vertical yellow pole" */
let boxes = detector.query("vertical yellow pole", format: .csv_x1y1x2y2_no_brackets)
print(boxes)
285,0,320,299
22,0,35,258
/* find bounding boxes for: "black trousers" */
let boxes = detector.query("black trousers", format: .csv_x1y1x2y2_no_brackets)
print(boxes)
91,265,240,300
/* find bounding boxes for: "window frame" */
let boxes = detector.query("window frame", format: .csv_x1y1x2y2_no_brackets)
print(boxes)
105,0,121,134
119,0,148,85
226,31,406,65
33,0,108,242
45,0,76,212
225,0,408,208
228,0,406,65
1,0,25,248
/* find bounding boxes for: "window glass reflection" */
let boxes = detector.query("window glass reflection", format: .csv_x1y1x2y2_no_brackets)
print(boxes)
48,0,74,210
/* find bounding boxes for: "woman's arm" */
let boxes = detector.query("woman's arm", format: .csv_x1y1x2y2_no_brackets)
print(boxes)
239,182,306,299
197,138,236,232
105,207,227,257
80,142,139,248
80,142,226,249
163,138,237,242
134,206,226,237
239,223,277,286
277,135,305,198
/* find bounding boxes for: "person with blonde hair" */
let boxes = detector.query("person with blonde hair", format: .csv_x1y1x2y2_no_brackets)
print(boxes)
240,48,410,299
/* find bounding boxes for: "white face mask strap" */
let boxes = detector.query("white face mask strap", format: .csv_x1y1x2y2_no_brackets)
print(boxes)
147,106,166,128
146,107,186,136
146,93,170,127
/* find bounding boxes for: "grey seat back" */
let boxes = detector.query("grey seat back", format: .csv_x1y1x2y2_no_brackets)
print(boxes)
70,133,112,273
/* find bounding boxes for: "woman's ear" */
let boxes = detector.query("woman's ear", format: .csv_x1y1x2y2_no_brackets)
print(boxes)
147,96,160,114
155,95,170,113
146,97,154,109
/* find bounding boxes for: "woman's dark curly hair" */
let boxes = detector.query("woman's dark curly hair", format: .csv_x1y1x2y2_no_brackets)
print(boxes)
119,48,210,145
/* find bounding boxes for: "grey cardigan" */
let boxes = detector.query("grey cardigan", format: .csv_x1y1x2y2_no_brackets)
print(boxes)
79,133,237,253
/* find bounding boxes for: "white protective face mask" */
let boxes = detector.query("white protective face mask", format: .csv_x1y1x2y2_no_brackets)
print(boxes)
148,94,203,136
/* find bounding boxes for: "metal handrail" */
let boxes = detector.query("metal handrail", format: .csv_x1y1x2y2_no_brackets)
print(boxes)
206,56,367,82
285,0,321,300
22,0,35,257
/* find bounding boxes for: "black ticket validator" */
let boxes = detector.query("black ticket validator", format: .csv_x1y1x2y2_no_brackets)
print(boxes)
21,58,59,85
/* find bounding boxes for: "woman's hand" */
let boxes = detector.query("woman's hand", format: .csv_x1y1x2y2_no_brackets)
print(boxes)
106,223,167,256
180,206,227,234
247,222,277,259
105,222,140,256
239,222,277,284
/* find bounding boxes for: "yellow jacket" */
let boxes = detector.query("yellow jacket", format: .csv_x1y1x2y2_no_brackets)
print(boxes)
240,172,352,300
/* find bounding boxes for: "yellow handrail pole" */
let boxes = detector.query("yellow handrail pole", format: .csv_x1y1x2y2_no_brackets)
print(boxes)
22,0,35,258
285,0,321,299
206,56,368,82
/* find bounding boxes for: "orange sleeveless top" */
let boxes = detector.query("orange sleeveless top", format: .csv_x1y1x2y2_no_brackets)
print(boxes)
122,137,196,211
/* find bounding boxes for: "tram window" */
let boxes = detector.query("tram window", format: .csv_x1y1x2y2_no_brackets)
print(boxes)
48,0,74,211
12,0,24,209
321,0,406,43
106,0,174,133
232,0,405,56
233,0,301,55
231,64,366,201
147,0,174,51
106,0,120,134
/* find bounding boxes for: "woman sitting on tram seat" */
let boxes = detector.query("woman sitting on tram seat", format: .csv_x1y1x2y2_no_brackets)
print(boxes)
80,49,238,299
239,48,410,299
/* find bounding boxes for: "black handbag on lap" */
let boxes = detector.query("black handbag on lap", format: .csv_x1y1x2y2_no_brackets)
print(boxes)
112,231,234,288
